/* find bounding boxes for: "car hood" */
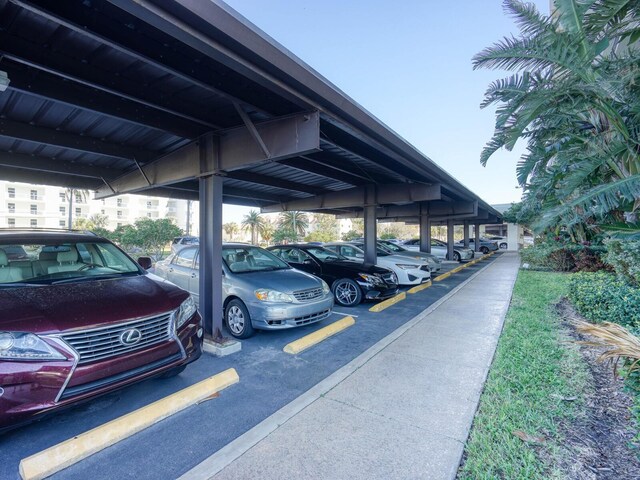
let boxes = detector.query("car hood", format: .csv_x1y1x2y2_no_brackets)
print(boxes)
392,251,439,262
378,254,428,265
321,259,392,276
0,274,188,334
231,268,322,293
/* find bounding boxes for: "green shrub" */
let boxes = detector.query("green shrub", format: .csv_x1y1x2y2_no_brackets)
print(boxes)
568,272,640,330
604,239,640,286
521,241,608,272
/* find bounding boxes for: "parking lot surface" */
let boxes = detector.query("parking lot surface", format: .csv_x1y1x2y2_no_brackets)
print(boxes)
1,255,500,480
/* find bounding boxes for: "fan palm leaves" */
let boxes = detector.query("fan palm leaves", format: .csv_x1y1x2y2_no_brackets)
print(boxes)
475,0,640,240
241,210,266,245
278,211,309,239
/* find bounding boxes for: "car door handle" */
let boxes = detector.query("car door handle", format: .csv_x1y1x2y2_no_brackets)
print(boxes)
191,273,197,278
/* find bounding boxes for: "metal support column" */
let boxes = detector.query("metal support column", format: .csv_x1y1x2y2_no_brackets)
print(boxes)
419,215,431,253
474,223,481,253
447,219,455,261
363,185,377,265
463,220,470,248
199,136,224,340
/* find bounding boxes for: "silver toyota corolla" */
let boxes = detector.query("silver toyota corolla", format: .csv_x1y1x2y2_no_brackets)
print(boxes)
154,243,334,338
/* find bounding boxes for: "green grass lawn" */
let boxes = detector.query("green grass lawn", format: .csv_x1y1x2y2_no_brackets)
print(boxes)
458,270,590,479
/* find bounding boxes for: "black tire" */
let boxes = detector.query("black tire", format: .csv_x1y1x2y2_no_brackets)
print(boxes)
453,251,461,262
332,278,363,307
499,242,508,250
225,299,255,339
158,365,186,378
480,246,489,254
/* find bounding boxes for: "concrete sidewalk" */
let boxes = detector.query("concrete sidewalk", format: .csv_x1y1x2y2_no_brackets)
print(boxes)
182,253,521,480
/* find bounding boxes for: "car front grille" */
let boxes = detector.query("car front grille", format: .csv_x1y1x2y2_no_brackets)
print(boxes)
60,312,174,365
293,287,323,302
380,273,397,285
294,309,331,326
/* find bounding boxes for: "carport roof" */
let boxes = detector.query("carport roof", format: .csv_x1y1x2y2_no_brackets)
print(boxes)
0,0,501,223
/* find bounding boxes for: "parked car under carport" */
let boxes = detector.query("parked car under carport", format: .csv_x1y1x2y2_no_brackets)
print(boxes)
154,244,334,338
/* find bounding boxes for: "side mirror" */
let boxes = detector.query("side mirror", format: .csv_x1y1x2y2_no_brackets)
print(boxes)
137,256,153,270
303,259,313,265
356,253,364,258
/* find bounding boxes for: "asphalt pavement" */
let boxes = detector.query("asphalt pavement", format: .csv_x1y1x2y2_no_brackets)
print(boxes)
0,253,514,480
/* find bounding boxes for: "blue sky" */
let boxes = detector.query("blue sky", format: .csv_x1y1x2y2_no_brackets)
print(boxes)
221,0,550,221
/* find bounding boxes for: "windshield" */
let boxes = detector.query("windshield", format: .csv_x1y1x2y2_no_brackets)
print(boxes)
352,244,390,256
378,241,405,253
222,246,290,273
0,240,140,286
305,246,346,261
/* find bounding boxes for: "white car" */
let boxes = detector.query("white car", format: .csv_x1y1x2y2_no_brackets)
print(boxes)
325,242,431,286
402,238,474,262
487,236,508,250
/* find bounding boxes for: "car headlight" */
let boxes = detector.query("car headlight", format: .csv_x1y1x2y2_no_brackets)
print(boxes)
255,289,294,303
321,280,330,295
175,296,198,329
396,264,419,270
0,332,65,361
358,273,383,285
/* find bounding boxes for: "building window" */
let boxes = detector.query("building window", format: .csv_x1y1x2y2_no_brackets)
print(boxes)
75,207,81,216
147,213,152,218
8,203,15,213
117,198,123,207
8,218,15,228
101,199,105,205
8,188,15,198
30,190,38,200
117,223,122,228
60,206,65,215
59,220,66,227
101,209,105,215
117,210,122,218
75,193,83,203
30,219,37,228
146,201,152,208
59,192,66,201
30,205,37,215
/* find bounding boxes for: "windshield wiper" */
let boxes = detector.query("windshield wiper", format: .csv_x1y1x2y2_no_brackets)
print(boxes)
0,282,45,288
51,272,138,285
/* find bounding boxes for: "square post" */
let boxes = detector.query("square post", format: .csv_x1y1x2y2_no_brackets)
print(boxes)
447,219,455,261
419,215,431,253
463,220,470,248
474,223,481,253
199,136,224,340
363,185,377,265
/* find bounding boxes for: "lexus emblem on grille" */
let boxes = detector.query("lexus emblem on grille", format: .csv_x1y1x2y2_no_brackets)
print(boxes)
119,328,142,346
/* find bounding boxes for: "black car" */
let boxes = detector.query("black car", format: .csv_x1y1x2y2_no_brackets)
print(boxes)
267,244,399,307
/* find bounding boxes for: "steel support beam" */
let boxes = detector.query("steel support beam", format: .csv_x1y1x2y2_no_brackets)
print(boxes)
278,157,366,186
363,185,377,265
475,223,481,253
334,200,472,220
2,59,206,139
0,151,118,180
198,135,224,340
261,183,441,213
224,171,326,195
0,166,104,190
0,118,156,162
95,112,320,199
447,219,455,261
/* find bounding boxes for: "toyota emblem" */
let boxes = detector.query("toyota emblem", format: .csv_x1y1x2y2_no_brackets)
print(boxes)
119,328,142,346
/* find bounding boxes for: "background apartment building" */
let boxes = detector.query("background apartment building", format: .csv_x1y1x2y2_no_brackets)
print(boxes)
0,181,195,233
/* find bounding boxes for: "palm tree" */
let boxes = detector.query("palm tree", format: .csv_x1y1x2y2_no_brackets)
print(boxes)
278,211,309,240
241,210,265,245
474,0,640,240
223,222,239,241
260,220,274,245
65,188,90,230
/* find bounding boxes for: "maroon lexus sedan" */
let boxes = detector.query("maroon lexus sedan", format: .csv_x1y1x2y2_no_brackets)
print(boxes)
0,230,203,432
